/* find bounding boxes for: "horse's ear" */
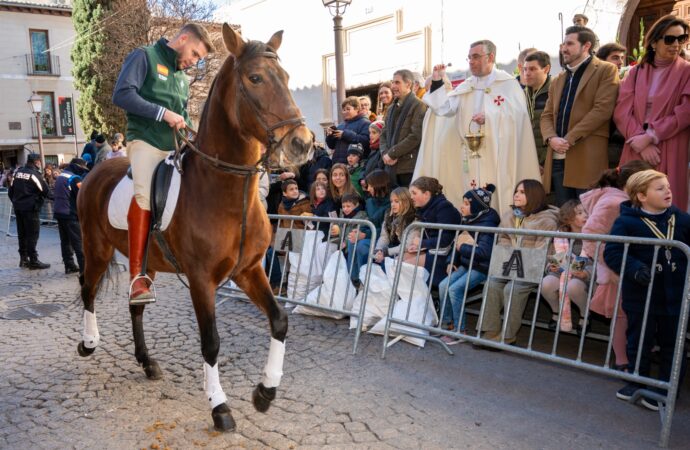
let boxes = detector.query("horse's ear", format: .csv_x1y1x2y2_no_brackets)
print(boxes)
267,30,283,53
223,23,245,56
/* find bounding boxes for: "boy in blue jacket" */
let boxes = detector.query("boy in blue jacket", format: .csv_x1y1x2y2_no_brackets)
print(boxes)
438,184,500,343
604,170,690,411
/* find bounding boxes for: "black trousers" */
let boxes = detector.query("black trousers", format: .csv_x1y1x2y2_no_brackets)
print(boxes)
57,218,84,271
395,173,413,188
625,308,687,390
15,210,40,259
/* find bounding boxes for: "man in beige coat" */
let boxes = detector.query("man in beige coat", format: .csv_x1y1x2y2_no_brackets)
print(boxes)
541,25,619,206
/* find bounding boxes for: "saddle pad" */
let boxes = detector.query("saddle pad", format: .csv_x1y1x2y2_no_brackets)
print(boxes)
108,160,181,232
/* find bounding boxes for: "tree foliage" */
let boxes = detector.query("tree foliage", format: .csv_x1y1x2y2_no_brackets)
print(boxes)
71,0,150,136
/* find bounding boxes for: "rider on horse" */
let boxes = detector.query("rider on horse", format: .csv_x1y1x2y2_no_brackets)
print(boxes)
113,23,214,304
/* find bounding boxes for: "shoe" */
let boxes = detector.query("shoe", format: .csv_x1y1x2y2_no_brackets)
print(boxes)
440,335,463,345
65,263,80,274
127,198,154,304
576,321,591,336
28,258,50,270
547,319,557,330
613,363,630,373
19,256,30,268
616,383,642,401
485,332,517,345
641,397,660,412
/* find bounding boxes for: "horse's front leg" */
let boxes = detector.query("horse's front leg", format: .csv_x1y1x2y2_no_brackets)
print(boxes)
189,276,235,432
130,302,162,380
234,262,287,413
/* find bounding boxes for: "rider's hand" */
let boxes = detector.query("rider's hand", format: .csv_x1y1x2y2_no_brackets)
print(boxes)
163,109,186,130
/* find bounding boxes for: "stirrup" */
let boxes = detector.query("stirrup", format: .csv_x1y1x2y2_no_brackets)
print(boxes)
129,274,157,305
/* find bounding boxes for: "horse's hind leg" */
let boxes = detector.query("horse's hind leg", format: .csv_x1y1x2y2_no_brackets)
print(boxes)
234,262,287,413
77,240,114,357
189,276,235,431
130,291,162,380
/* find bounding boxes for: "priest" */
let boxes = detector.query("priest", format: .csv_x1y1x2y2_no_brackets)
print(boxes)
415,39,541,215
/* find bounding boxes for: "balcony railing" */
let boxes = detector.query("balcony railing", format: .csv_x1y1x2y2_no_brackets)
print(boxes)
26,53,60,76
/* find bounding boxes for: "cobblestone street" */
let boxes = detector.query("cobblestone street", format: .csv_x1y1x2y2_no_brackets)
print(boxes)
1,226,689,449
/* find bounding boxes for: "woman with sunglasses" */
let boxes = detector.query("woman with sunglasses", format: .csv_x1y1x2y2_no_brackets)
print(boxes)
614,15,690,210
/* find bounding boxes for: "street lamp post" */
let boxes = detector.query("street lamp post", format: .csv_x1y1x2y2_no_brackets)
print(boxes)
27,93,46,171
322,0,351,122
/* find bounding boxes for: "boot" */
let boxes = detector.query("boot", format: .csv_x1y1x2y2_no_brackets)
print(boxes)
127,198,155,304
19,254,30,268
65,261,80,274
28,257,50,270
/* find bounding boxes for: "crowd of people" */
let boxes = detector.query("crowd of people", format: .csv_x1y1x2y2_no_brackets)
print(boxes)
263,13,690,411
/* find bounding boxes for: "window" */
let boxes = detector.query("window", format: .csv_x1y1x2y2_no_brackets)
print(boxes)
37,92,57,136
30,30,50,73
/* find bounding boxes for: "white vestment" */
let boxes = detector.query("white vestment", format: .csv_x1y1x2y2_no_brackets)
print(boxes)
414,68,541,216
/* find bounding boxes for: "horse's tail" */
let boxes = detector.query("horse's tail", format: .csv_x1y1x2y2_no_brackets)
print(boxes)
79,256,124,299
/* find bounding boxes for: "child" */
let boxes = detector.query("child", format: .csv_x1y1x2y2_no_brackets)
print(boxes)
313,168,330,186
604,170,690,411
374,187,416,263
581,160,652,371
276,179,311,229
438,184,500,343
352,170,392,281
339,193,370,283
540,199,592,333
346,143,365,197
310,180,337,237
362,121,385,187
479,179,559,345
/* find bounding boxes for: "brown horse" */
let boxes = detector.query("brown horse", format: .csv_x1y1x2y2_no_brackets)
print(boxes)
76,24,312,431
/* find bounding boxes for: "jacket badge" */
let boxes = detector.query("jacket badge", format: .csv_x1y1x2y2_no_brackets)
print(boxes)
157,63,169,81
493,95,505,106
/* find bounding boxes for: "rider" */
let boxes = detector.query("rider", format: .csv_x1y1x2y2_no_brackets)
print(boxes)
112,23,214,304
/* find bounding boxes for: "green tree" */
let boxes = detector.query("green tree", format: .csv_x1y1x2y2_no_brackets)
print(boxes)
71,0,150,137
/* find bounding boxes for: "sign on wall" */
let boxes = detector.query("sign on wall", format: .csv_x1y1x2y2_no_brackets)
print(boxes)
58,96,75,136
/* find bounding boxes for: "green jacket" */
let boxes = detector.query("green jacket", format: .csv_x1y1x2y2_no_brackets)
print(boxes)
524,76,551,166
127,39,191,151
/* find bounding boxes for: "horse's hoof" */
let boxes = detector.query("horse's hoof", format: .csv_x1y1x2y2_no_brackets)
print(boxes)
143,360,162,380
212,403,236,432
77,341,95,357
252,383,276,413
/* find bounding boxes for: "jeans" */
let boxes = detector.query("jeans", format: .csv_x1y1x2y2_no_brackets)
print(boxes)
438,266,487,331
551,159,580,206
265,246,283,286
351,239,372,281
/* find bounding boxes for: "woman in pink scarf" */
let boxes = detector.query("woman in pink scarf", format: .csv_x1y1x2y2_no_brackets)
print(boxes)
614,15,690,210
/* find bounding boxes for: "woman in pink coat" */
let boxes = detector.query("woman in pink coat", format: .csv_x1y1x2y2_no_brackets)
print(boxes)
580,160,651,370
614,15,690,210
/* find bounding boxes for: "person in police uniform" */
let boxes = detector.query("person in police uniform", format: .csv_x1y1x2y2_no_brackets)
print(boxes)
8,153,51,269
112,23,213,304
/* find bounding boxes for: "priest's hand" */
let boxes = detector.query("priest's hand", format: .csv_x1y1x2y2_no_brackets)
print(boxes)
382,154,397,165
639,145,661,166
627,133,653,153
549,137,570,154
471,113,485,125
432,64,447,81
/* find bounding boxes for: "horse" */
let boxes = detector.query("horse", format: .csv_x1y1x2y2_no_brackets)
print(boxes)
75,24,312,431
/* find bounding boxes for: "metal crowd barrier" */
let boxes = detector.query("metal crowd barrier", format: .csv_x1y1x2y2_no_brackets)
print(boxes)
39,199,57,226
0,191,15,236
380,222,690,448
217,214,377,354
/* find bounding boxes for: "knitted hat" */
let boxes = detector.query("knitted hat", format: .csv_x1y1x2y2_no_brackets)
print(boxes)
95,134,106,144
347,143,363,158
463,184,495,216
369,121,384,132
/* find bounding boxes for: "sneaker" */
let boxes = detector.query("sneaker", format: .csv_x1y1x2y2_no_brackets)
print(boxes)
641,397,660,412
616,383,642,401
440,335,462,345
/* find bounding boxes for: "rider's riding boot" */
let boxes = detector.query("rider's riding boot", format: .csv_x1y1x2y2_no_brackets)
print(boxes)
127,198,154,304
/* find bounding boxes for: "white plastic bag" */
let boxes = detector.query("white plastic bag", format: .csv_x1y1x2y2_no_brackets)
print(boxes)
349,260,394,330
293,251,356,319
286,230,330,301
369,259,438,347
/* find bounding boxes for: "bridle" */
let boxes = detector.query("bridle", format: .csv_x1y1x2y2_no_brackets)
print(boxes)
164,44,306,285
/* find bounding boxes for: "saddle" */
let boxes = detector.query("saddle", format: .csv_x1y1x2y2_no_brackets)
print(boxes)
125,162,174,231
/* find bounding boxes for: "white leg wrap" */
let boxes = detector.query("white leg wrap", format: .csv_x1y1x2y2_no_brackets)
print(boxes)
82,310,100,349
204,362,227,409
262,338,286,388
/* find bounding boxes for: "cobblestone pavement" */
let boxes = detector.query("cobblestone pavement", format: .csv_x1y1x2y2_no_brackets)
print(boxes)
1,225,689,449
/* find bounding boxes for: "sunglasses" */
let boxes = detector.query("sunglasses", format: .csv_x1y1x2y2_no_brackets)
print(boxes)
663,34,689,45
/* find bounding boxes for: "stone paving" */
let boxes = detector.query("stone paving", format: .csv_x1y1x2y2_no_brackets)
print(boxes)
1,225,689,449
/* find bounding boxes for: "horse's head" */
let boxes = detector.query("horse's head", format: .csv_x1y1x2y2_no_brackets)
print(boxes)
222,24,312,169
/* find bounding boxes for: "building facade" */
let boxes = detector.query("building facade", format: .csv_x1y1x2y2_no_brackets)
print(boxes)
216,0,690,136
0,0,85,170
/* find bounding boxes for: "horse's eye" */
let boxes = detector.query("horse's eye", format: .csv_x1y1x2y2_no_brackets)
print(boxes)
248,74,262,84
